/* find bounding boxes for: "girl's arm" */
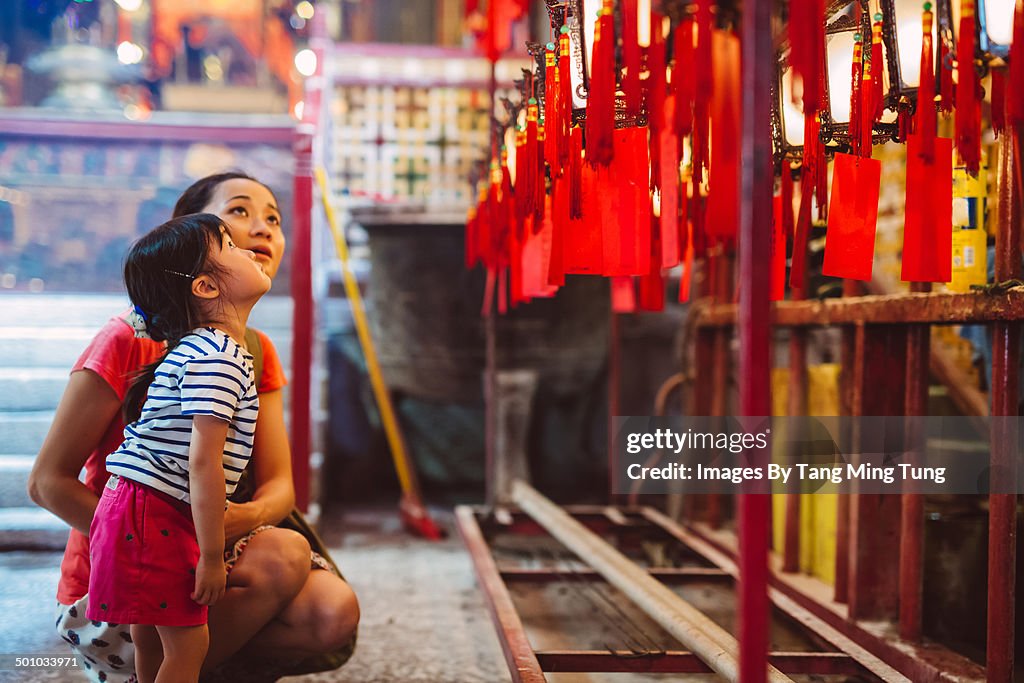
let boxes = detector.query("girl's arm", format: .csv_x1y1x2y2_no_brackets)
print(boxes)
28,370,122,535
223,388,295,542
189,414,229,604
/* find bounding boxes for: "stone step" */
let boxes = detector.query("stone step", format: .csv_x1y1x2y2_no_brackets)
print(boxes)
0,368,69,412
0,456,37,509
0,328,96,369
0,507,69,551
0,412,52,456
0,294,126,328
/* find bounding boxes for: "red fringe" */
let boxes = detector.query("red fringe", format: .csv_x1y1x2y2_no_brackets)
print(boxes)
544,47,559,172
501,151,518,243
1009,2,1024,126
861,49,874,157
916,8,936,162
621,0,641,117
557,30,572,170
992,69,1007,137
788,0,824,114
586,4,616,167
648,11,667,191
522,104,539,218
672,18,695,138
465,204,478,268
956,0,981,175
569,126,583,219
939,38,954,114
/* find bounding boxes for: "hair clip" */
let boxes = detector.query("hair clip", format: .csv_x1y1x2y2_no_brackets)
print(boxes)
164,269,195,279
127,304,152,340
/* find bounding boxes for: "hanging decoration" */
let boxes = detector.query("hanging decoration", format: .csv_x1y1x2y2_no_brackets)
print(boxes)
586,0,616,167
956,0,981,175
822,153,882,281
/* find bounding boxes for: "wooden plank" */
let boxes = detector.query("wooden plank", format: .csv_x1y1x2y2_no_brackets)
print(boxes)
498,567,731,583
535,650,864,675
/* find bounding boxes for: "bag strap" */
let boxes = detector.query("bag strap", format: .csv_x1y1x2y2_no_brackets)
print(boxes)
244,327,264,387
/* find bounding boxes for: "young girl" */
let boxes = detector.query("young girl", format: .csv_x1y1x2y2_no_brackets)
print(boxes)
87,212,271,683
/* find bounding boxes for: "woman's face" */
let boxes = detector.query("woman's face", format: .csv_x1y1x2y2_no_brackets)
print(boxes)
202,178,286,280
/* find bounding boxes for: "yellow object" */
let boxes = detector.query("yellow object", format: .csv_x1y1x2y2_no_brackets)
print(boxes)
314,167,419,501
949,227,988,293
770,364,840,584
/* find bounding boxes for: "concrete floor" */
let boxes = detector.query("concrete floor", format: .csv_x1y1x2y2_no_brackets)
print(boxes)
0,507,512,683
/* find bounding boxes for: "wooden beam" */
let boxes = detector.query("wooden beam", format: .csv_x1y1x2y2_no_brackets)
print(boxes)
535,650,865,675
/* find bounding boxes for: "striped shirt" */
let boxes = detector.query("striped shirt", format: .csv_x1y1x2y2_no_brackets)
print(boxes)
106,327,258,504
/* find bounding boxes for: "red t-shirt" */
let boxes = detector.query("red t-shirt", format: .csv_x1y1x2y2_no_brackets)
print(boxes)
56,315,287,605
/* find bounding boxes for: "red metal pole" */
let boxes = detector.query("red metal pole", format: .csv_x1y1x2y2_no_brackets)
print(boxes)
987,131,1020,683
784,238,807,573
291,133,313,512
739,0,773,677
899,282,930,641
834,281,861,604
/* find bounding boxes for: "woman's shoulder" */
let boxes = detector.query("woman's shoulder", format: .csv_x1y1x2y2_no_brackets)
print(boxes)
72,313,165,398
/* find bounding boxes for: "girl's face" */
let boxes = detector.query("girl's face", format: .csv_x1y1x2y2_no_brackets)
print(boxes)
207,227,272,304
202,178,286,279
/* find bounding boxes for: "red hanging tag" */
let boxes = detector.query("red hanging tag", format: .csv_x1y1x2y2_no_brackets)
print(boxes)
602,128,652,275
1009,1,1024,126
690,176,707,257
992,69,1007,137
611,276,638,313
822,153,882,281
545,193,565,287
956,0,981,176
509,217,524,306
638,213,665,311
465,196,480,269
586,0,616,167
705,29,740,243
564,163,603,273
771,193,786,301
659,105,682,268
902,134,953,282
692,0,713,185
790,171,812,292
917,5,937,162
522,214,558,299
621,0,641,117
544,45,560,173
672,18,695,138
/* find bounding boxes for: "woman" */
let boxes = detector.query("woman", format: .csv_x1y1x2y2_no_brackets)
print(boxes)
28,172,359,682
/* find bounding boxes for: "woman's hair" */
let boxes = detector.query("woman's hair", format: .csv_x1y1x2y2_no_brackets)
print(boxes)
123,213,226,423
172,171,277,218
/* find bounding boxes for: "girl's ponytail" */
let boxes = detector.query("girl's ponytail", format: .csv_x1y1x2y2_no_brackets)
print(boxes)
121,213,226,423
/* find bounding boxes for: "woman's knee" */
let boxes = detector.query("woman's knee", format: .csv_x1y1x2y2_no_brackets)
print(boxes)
229,529,311,601
307,574,360,653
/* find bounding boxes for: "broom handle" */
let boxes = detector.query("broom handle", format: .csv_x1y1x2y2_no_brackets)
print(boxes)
314,167,421,503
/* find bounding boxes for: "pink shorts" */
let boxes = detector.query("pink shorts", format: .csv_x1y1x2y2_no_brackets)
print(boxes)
87,475,206,627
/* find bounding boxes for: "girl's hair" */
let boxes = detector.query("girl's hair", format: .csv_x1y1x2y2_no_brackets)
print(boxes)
123,213,226,423
172,171,277,218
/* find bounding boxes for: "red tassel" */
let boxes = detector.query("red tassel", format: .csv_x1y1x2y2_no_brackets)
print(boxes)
569,126,584,219
501,149,517,242
535,124,546,223
916,6,937,162
788,0,824,114
465,201,479,268
514,128,529,223
621,0,641,117
648,11,667,191
544,45,559,172
557,27,572,170
861,42,874,157
871,15,885,120
586,1,616,167
849,35,863,153
706,30,741,244
1009,1,1024,127
992,69,1007,137
781,162,795,238
672,18,695,138
522,102,539,218
956,0,981,175
693,0,713,183
939,38,954,114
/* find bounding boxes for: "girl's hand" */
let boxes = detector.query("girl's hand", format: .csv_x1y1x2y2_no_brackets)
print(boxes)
192,554,227,606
